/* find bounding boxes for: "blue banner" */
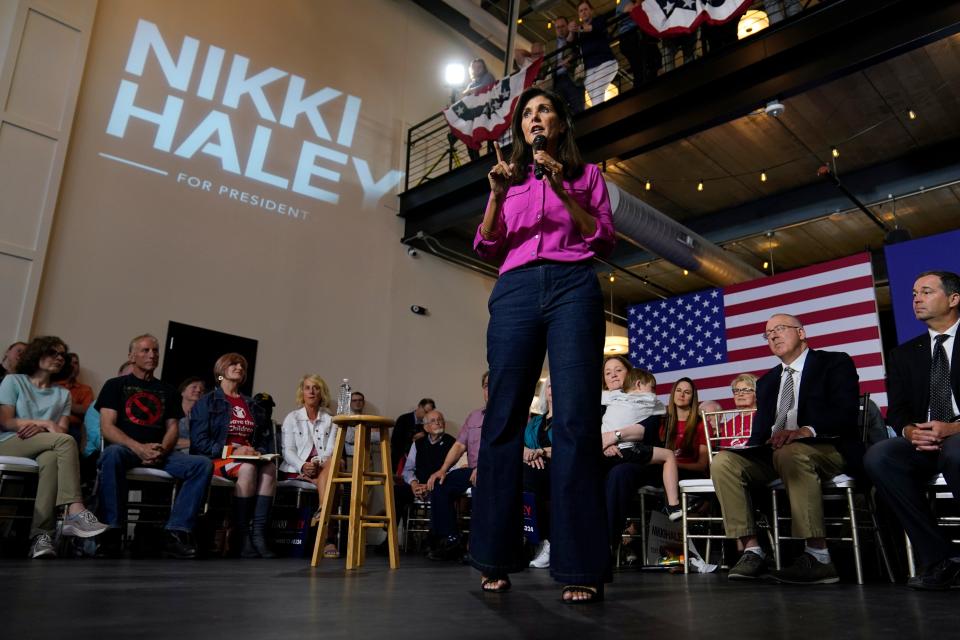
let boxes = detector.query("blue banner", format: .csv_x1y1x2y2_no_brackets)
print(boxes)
884,228,960,344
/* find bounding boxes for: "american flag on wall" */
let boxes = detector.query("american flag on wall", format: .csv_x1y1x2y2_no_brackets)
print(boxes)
626,253,887,410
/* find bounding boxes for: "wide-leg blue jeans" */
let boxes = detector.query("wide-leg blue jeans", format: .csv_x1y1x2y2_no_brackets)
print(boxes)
470,261,610,584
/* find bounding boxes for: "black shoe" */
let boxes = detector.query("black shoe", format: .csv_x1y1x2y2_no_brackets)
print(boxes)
728,551,767,580
908,558,960,591
427,538,461,562
663,503,683,522
95,529,123,559
248,533,276,559
162,530,197,559
768,553,839,585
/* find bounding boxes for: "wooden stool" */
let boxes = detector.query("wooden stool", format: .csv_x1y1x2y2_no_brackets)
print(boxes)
310,414,398,569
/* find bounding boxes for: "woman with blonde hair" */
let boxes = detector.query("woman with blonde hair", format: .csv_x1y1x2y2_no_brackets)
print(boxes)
279,374,340,558
191,352,276,558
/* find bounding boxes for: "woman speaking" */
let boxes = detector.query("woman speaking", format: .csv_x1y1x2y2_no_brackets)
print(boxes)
471,87,615,603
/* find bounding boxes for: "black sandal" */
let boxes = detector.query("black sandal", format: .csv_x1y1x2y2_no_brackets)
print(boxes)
561,584,604,604
481,576,512,593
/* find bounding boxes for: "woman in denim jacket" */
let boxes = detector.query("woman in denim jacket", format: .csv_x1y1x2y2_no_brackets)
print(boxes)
191,353,276,558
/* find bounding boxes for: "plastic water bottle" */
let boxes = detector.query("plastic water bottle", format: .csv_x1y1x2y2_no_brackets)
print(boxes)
336,378,352,415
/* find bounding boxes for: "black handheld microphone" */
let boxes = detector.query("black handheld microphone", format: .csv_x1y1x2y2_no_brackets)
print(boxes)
533,134,547,180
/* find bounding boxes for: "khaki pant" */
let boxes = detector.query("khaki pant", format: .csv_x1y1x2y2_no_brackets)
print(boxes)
0,432,83,537
712,442,845,540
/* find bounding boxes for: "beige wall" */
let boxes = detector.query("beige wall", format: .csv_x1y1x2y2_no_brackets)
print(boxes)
32,0,500,430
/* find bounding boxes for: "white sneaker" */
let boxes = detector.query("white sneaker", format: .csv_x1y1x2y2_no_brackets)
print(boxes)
29,533,57,559
61,509,109,538
529,539,550,568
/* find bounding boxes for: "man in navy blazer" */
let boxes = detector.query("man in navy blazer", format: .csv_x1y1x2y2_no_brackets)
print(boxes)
713,313,860,584
865,270,960,590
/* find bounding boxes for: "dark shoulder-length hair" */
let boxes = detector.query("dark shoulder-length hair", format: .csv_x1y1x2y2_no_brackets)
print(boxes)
18,336,71,379
601,355,633,390
507,87,584,184
662,377,701,456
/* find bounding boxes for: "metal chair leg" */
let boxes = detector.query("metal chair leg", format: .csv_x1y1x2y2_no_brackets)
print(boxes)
640,491,648,566
905,533,917,578
867,491,896,583
771,489,782,570
845,487,863,585
682,492,689,574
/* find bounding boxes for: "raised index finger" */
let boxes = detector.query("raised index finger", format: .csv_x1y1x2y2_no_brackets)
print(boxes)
493,141,504,164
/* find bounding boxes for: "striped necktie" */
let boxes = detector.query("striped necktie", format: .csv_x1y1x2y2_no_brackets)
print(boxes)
773,366,795,433
929,334,953,422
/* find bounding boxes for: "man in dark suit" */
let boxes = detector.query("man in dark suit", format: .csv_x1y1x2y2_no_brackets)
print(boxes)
865,270,960,590
713,313,860,584
390,398,435,473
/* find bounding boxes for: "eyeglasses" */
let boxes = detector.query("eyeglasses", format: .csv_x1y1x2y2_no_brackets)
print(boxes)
732,387,755,395
761,325,801,340
45,348,67,359
425,419,445,425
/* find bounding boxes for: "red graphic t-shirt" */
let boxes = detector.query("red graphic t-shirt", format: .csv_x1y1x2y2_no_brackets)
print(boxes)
226,395,256,447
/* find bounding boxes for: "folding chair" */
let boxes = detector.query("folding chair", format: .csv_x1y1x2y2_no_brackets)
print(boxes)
402,497,431,552
680,408,764,574
768,393,894,584
0,456,40,543
904,474,960,578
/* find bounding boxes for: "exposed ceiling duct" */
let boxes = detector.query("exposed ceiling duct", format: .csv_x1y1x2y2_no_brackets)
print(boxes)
441,0,532,52
606,181,764,286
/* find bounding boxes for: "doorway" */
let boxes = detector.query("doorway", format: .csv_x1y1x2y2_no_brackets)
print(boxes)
161,321,258,397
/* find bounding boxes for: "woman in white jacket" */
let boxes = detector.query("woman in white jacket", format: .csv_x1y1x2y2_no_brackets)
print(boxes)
280,373,340,558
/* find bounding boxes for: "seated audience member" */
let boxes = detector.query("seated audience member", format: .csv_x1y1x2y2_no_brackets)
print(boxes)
660,378,709,477
866,271,960,590
0,336,107,558
343,391,380,459
524,378,554,568
191,353,276,558
425,372,487,561
397,409,456,531
57,352,95,450
81,361,134,461
0,341,27,382
96,334,213,559
719,374,757,448
713,314,860,584
601,369,681,519
861,398,890,446
391,397,435,473
176,377,205,452
279,374,340,559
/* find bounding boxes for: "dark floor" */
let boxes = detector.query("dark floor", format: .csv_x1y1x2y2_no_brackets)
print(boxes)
2,553,957,639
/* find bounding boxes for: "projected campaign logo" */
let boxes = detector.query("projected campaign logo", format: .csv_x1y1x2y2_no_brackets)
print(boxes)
103,19,403,220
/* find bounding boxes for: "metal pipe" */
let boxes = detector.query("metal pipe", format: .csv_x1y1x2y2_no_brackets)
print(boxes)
606,181,764,286
817,164,891,232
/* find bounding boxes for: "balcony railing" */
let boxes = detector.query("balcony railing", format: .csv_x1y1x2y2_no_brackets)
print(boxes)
403,0,827,191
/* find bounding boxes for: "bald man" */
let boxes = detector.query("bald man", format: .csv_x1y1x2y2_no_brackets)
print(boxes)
712,313,860,584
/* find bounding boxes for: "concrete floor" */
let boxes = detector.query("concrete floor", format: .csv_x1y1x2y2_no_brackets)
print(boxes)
2,554,956,639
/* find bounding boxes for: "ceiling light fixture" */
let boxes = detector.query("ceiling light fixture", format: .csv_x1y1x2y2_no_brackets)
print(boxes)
831,147,840,158
697,180,704,192
645,179,652,191
760,171,767,182
907,109,917,120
